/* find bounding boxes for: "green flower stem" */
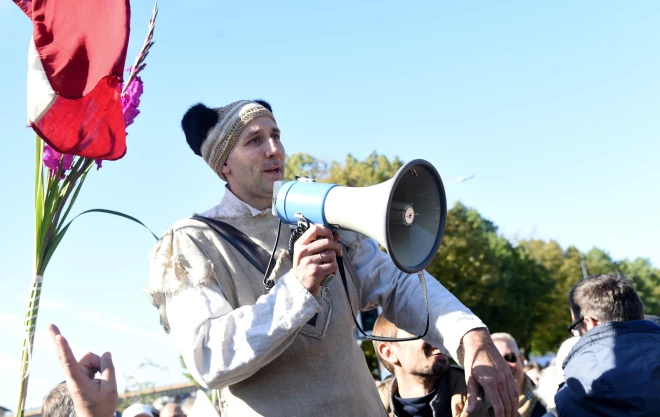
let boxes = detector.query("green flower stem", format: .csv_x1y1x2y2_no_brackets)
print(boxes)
15,275,42,417
16,150,94,417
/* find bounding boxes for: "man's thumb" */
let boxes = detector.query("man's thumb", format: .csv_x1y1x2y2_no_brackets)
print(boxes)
465,374,478,413
100,352,116,384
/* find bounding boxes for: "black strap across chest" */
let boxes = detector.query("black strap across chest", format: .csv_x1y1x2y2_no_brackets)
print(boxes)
192,215,271,275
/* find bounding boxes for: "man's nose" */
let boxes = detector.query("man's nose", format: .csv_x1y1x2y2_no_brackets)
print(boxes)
265,138,283,157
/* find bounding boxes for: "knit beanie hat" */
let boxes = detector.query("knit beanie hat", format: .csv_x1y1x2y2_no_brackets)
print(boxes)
181,100,275,180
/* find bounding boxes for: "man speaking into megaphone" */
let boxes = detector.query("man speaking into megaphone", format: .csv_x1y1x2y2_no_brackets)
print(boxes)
147,99,518,417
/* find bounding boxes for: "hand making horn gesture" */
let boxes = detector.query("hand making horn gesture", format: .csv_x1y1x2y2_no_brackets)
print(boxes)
48,324,119,417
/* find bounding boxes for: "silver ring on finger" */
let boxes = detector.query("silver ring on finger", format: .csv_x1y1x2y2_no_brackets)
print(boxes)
318,252,324,263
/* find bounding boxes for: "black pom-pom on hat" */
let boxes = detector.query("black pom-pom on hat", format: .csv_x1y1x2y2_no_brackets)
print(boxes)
181,103,220,156
253,99,273,113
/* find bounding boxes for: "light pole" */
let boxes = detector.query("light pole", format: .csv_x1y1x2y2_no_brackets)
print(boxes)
579,252,589,278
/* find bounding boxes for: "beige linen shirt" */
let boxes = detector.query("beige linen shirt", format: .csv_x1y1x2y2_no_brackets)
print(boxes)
149,188,486,416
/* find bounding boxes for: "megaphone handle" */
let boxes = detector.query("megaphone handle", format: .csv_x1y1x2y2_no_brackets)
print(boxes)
287,217,337,287
337,257,430,343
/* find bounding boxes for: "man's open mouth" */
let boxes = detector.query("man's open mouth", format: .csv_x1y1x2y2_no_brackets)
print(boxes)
425,346,444,357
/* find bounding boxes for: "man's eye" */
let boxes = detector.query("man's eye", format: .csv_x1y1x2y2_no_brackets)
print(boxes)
273,135,280,141
249,137,260,144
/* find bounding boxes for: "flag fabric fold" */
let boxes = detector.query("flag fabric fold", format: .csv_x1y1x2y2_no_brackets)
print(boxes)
13,0,131,160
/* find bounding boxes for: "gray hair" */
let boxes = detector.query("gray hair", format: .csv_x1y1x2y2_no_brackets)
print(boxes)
42,382,75,417
490,332,520,356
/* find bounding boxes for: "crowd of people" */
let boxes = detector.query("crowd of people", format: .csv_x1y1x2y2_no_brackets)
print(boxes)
41,272,660,417
31,99,660,416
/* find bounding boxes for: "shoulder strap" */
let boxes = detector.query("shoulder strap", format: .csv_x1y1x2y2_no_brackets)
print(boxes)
192,215,270,275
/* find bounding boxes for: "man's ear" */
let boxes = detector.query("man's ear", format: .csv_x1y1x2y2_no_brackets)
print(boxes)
377,342,399,367
221,162,231,177
584,315,599,330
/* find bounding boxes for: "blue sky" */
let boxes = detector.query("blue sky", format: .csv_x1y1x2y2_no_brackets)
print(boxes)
1,0,659,410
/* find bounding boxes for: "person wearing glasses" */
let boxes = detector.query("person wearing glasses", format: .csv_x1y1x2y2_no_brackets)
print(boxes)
555,273,660,417
491,333,547,417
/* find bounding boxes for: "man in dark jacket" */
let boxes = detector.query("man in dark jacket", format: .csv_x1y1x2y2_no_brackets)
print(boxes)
555,273,660,417
373,314,494,417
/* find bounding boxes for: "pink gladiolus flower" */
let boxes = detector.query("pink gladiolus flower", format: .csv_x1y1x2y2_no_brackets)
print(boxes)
95,70,144,171
43,144,74,179
62,154,74,170
43,145,60,171
121,76,144,128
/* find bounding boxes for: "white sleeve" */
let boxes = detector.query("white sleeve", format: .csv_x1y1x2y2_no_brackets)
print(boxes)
349,237,487,361
165,271,321,389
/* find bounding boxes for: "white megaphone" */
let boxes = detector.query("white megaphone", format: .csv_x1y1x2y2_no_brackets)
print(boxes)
272,159,447,273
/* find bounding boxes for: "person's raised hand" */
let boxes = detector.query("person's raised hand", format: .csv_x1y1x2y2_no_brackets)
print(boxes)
462,328,518,417
292,224,342,296
48,323,118,417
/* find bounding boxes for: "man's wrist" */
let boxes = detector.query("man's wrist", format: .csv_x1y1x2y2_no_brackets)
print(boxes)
459,327,489,352
455,327,488,365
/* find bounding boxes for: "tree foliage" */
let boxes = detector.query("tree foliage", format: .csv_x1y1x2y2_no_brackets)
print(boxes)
284,151,403,186
284,152,329,180
428,203,555,354
325,152,404,187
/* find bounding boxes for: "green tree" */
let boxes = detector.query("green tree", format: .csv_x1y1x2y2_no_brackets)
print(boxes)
428,203,554,355
519,240,583,352
284,152,328,180
584,248,617,276
325,152,404,186
618,258,660,315
489,236,555,354
285,151,403,187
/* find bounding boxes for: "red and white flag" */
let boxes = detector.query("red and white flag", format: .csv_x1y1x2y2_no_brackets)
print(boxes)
13,0,131,160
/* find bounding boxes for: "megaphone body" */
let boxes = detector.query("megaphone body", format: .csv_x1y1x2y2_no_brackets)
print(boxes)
273,159,447,273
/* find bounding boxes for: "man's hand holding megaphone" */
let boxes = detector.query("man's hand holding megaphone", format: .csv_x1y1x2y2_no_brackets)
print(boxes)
291,224,342,297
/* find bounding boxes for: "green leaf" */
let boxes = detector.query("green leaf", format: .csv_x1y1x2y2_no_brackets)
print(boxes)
40,158,94,269
34,137,45,267
73,209,159,240
37,180,63,267
42,208,159,271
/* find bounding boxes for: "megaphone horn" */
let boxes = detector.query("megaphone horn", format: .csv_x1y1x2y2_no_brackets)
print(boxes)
273,159,447,273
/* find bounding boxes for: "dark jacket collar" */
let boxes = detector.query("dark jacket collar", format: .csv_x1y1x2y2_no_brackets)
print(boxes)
563,319,660,369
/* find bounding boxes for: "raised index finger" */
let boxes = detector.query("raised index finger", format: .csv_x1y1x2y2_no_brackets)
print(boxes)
48,323,87,385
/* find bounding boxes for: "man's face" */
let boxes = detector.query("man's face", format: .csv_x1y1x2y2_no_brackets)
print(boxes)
222,117,285,209
494,340,524,385
391,329,449,378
